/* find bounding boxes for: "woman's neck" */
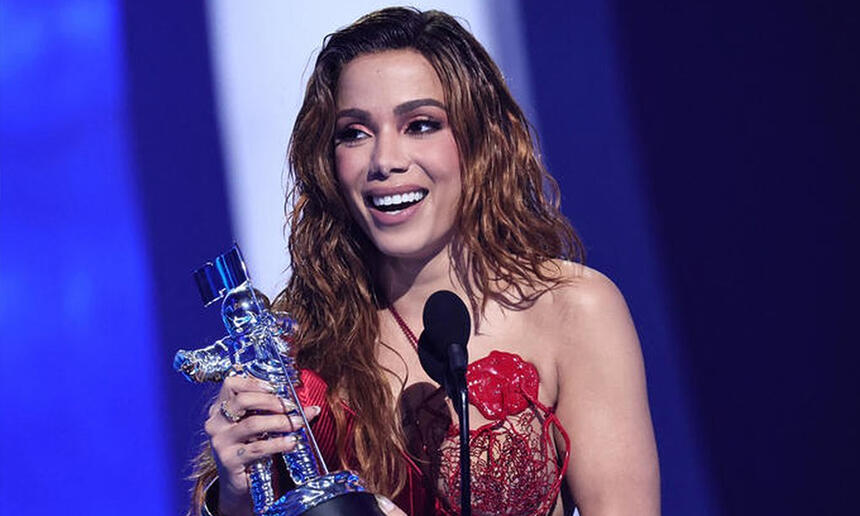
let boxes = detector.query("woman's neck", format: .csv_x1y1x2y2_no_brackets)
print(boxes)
379,244,467,320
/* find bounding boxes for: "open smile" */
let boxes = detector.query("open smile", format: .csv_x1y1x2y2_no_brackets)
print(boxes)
365,188,428,215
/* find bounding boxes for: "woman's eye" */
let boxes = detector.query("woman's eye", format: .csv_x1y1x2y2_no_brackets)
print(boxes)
334,127,370,145
406,119,442,135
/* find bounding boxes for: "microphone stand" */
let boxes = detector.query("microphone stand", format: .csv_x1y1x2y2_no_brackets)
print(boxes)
447,343,471,516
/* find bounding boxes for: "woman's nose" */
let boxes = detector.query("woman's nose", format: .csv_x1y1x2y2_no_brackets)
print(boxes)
369,129,409,177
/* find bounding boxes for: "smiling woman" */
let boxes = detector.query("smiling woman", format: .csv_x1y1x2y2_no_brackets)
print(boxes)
334,50,462,261
189,7,659,516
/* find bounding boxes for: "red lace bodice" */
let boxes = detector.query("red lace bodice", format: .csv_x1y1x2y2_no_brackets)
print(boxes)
429,351,569,515
297,351,570,516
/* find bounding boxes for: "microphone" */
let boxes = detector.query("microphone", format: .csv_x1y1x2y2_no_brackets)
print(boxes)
417,290,472,516
417,290,470,399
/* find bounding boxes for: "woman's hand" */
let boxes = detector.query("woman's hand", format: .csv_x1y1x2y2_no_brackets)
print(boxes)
204,375,320,516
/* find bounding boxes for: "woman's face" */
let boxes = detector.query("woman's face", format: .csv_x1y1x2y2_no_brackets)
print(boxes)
334,49,462,261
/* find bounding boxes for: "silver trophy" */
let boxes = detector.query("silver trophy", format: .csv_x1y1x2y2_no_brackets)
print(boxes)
174,245,382,516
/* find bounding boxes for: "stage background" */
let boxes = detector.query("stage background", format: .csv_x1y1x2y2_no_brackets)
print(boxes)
1,1,856,514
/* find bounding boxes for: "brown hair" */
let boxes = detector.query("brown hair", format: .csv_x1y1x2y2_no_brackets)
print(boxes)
191,6,583,511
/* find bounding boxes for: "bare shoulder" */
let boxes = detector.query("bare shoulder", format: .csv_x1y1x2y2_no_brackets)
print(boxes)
538,260,645,399
541,260,627,311
520,260,644,400
536,261,637,356
535,260,660,514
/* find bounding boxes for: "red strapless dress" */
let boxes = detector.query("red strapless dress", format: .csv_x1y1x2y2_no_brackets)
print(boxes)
296,351,570,516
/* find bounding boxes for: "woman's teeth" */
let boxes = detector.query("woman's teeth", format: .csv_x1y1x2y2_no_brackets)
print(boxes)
371,190,426,212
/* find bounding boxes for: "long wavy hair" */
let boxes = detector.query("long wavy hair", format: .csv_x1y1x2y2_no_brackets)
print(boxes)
191,7,583,512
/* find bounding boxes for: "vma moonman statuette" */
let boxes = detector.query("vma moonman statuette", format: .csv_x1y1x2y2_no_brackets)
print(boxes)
174,245,383,516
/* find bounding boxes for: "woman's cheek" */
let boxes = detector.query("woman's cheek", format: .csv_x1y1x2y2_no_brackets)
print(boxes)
334,149,365,185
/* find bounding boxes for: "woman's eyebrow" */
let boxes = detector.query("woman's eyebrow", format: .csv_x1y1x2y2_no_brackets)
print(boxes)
336,108,370,121
336,99,446,120
394,98,446,115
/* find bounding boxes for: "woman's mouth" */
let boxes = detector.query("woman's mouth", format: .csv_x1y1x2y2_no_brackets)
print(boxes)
366,188,428,215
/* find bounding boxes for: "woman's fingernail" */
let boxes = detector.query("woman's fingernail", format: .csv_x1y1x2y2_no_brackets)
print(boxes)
375,495,394,513
258,381,276,393
289,415,305,427
307,405,321,417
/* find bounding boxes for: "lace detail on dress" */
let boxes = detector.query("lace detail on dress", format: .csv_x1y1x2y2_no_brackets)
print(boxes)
414,351,570,516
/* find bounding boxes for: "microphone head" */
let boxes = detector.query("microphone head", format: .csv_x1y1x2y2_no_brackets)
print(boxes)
417,332,446,385
422,290,471,349
417,290,471,386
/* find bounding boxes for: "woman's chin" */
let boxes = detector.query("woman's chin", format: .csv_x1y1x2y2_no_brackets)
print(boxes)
373,236,451,264
376,244,436,262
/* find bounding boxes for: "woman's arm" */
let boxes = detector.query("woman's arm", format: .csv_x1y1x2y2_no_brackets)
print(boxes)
552,267,660,515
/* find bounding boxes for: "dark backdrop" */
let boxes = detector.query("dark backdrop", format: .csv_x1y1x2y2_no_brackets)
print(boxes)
522,1,858,514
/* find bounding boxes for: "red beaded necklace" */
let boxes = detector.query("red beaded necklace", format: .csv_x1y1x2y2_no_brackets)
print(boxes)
388,304,419,351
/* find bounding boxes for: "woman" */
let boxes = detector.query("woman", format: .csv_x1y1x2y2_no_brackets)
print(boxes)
192,7,659,516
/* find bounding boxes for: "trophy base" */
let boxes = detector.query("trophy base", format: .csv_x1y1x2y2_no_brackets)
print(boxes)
301,492,383,516
260,471,383,516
